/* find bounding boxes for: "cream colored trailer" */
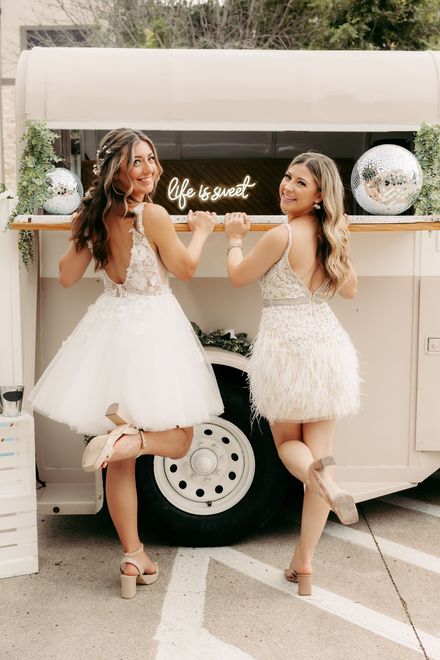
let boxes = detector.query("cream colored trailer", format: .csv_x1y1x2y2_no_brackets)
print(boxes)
4,47,440,544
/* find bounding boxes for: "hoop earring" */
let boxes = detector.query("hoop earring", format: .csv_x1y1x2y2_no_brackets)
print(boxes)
314,202,321,210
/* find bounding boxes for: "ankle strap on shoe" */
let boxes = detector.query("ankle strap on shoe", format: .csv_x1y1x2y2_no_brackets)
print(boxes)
123,543,143,558
139,430,147,450
121,543,145,575
134,431,147,459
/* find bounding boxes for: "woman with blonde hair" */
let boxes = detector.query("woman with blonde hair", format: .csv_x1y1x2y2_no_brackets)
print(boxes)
29,128,223,598
224,152,360,596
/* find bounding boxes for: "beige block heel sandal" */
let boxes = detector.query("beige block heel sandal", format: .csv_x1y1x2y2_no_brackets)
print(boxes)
308,455,359,525
284,567,313,596
81,403,147,471
120,544,159,599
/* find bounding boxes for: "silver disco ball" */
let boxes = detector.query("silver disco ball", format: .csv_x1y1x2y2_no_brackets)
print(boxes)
43,168,84,215
351,145,423,215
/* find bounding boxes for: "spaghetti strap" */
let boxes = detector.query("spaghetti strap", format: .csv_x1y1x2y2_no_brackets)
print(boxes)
134,203,146,234
283,223,292,258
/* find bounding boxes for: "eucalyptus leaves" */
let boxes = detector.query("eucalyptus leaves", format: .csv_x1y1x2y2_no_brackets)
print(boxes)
191,323,251,357
8,119,61,269
414,123,440,216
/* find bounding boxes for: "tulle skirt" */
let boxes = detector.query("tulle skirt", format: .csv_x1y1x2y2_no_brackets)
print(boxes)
29,291,224,435
248,303,360,423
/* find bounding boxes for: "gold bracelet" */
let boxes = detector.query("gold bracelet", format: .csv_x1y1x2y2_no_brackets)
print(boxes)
227,244,243,255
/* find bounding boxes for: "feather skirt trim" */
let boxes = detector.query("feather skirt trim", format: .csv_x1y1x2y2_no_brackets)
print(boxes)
248,329,360,424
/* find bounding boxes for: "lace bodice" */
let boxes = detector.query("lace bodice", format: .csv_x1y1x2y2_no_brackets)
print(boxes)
260,223,328,305
99,204,169,297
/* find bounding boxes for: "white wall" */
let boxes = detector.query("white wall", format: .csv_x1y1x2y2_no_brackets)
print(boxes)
0,193,22,384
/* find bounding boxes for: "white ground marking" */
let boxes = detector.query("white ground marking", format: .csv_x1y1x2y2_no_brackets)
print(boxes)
154,546,440,659
210,547,440,659
325,520,440,574
154,547,254,660
379,494,440,518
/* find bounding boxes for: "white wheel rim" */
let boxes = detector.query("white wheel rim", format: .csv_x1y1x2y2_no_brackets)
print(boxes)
153,416,256,515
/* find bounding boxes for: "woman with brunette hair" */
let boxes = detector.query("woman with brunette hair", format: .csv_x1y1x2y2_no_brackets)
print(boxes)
29,128,223,598
224,152,360,596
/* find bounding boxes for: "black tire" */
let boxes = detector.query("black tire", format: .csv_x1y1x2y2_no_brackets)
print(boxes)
136,364,290,546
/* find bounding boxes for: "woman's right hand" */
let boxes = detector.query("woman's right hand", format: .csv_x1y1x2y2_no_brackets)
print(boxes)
187,210,217,235
224,212,250,239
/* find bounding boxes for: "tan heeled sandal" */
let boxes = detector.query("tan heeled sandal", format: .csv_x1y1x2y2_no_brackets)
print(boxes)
284,566,313,596
308,455,359,525
106,402,148,459
81,423,142,472
106,402,130,427
82,403,148,471
120,544,159,599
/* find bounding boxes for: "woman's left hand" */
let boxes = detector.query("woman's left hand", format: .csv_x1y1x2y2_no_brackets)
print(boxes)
224,212,250,239
187,210,217,235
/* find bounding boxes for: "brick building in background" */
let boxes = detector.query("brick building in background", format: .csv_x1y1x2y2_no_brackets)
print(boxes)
0,0,84,188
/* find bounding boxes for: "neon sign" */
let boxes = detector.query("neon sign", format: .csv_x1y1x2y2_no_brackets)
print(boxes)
167,175,257,211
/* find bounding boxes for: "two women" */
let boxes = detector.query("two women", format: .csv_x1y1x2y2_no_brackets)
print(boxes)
30,130,359,599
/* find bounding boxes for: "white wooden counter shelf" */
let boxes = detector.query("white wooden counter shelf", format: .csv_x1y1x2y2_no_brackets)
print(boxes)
10,214,440,232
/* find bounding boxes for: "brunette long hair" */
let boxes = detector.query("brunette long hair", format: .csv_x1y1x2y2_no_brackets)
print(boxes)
71,128,163,270
289,152,351,296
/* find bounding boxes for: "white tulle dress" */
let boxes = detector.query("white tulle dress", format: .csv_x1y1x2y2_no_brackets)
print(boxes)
29,204,224,435
248,223,360,423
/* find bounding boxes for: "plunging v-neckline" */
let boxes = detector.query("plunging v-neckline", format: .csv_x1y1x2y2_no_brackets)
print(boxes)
284,223,327,296
289,265,326,296
102,203,147,286
102,227,135,287
285,250,326,296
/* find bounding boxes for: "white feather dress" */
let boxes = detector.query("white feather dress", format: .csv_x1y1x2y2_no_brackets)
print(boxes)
248,223,360,423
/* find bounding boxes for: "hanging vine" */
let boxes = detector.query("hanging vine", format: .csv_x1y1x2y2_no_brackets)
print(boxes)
414,123,440,215
7,119,61,269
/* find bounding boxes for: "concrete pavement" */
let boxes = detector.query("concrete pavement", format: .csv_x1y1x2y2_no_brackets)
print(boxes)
1,474,439,660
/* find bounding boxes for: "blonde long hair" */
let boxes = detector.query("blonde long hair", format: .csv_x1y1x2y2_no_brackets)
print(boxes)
71,128,163,270
290,152,351,297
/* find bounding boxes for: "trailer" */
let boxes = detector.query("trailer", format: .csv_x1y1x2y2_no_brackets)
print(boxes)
3,47,440,544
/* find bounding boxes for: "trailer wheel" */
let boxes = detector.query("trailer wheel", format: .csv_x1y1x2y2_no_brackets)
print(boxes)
136,365,289,545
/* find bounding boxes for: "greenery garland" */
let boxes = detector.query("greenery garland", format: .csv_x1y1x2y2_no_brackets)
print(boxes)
7,119,61,269
414,123,440,215
191,322,252,357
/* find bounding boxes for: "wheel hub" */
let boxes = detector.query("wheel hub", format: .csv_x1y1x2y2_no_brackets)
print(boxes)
153,417,256,515
190,448,218,475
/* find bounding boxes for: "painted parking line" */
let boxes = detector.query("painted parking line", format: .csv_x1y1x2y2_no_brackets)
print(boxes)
154,547,254,660
379,494,440,518
324,520,440,574
154,547,440,659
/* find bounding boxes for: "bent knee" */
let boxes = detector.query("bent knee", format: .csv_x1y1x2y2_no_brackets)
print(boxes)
168,427,193,459
275,437,302,459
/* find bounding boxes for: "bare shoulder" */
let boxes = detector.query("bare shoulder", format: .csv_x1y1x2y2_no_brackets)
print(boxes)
141,203,173,235
290,218,319,245
141,202,171,223
261,223,289,248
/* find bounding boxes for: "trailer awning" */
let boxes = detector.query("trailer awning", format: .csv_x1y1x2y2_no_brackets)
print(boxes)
16,47,440,132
